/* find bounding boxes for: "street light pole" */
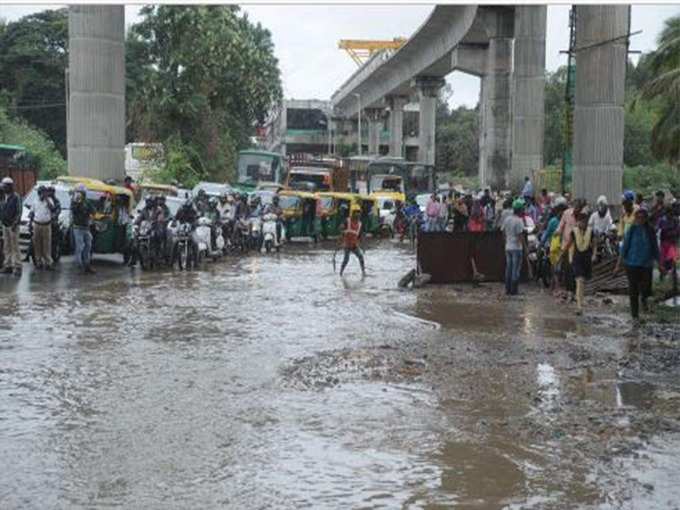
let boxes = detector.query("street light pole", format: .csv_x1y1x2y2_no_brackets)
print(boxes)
353,93,362,156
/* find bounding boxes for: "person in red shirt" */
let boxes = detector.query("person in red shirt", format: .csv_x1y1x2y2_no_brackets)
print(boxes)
339,207,366,277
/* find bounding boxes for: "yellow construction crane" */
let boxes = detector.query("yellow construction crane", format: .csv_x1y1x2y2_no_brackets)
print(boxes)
338,38,407,67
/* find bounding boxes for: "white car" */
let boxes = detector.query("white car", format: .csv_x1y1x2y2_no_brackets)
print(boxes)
377,197,397,233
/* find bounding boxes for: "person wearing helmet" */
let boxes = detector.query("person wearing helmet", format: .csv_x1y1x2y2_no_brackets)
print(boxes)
134,196,157,226
618,190,638,240
195,189,209,215
176,198,198,226
71,183,96,274
30,185,57,270
588,195,613,236
501,198,527,295
615,205,659,323
339,206,366,277
541,196,567,248
1,177,22,275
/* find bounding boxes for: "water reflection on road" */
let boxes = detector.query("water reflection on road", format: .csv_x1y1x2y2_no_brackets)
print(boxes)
1,240,678,508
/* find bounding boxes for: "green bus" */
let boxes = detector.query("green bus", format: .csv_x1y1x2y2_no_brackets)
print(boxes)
235,150,287,192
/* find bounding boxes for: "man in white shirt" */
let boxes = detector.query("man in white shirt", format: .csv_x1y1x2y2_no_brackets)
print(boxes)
588,195,613,235
31,185,55,269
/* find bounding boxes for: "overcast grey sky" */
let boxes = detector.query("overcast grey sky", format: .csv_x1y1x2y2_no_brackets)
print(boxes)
3,4,680,107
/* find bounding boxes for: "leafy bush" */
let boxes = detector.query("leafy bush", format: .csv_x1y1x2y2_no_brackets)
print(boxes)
623,163,680,198
0,105,66,179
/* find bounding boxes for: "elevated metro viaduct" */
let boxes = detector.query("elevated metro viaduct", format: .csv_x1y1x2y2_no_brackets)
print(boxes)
331,4,629,203
68,5,629,204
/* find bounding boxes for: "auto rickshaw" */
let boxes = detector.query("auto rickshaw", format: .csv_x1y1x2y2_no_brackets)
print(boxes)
316,192,357,239
57,177,136,262
357,195,380,236
279,190,321,242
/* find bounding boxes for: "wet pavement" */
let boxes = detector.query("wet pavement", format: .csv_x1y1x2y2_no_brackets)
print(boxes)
1,241,680,509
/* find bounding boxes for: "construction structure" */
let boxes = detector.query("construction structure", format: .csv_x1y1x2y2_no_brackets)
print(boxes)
338,39,407,67
67,5,125,181
332,5,628,200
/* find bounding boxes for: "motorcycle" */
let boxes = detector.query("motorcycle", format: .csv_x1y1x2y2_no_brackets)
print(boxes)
133,220,155,270
230,217,250,254
262,213,284,253
169,220,196,270
193,216,224,263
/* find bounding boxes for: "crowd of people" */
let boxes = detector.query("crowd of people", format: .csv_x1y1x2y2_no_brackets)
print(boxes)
497,179,678,323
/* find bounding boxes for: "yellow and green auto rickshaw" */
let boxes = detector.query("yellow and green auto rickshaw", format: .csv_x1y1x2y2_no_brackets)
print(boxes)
279,190,321,242
57,177,136,262
357,195,380,236
317,192,357,239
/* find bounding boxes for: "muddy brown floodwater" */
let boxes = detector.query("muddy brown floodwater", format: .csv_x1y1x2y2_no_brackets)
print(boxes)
1,240,680,509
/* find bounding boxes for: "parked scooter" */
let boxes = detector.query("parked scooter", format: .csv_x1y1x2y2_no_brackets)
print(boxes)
193,216,224,263
261,212,285,253
249,215,263,252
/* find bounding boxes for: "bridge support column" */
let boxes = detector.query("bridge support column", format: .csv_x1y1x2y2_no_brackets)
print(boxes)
68,6,125,180
414,77,445,165
365,108,384,155
387,96,409,158
511,6,546,192
478,17,513,191
573,5,628,204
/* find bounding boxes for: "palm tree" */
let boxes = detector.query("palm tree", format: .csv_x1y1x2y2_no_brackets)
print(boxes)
639,15,680,165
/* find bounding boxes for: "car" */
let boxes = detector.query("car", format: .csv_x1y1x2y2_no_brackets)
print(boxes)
192,182,233,198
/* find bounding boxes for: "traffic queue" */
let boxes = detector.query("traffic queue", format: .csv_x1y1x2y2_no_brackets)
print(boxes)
0,175,385,275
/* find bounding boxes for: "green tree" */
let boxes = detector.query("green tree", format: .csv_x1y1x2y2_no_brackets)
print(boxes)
0,9,68,156
435,86,479,176
126,6,283,182
639,15,680,164
543,66,567,166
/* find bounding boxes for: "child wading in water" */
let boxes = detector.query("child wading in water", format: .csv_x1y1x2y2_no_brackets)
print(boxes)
339,206,366,277
562,211,597,315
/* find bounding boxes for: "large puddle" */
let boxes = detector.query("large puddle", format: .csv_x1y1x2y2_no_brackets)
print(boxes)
1,240,679,508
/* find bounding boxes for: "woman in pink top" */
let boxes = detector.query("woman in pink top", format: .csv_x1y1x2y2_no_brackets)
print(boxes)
425,193,440,232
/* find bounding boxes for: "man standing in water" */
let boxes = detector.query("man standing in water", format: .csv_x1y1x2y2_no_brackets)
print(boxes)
501,198,527,295
339,206,366,278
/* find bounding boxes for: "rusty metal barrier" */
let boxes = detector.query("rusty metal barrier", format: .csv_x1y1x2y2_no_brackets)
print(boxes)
417,231,522,283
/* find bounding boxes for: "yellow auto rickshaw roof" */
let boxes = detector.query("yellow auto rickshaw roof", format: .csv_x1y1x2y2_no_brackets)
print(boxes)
318,191,360,202
56,176,135,202
369,191,403,201
279,190,318,200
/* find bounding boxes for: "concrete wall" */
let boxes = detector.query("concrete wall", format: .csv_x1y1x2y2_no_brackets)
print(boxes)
68,6,125,181
572,5,628,204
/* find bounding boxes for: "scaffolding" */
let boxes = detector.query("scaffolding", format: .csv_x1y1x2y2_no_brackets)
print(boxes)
338,38,407,66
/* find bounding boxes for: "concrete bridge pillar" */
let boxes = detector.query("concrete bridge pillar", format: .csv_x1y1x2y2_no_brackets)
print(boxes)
414,77,445,165
478,9,514,191
365,108,384,155
573,5,628,205
68,6,125,181
511,6,546,192
387,96,409,158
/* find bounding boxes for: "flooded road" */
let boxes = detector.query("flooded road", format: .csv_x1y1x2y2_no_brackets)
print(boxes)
1,241,680,509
